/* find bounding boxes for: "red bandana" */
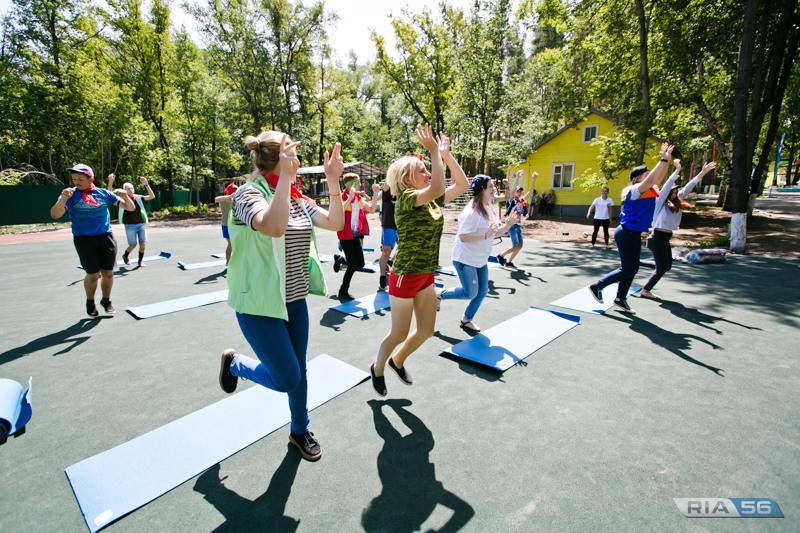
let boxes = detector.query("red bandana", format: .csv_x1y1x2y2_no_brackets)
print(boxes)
81,185,99,207
261,171,314,205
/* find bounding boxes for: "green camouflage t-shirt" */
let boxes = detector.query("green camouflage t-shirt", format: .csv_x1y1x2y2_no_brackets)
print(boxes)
392,188,445,275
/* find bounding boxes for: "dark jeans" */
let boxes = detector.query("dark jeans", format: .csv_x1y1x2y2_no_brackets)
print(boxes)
592,218,610,245
596,226,642,300
232,299,310,434
339,237,365,292
643,231,673,291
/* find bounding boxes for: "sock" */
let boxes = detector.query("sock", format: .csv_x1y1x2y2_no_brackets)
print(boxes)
138,252,145,265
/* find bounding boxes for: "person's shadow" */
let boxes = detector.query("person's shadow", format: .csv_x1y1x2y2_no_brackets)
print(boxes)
0,319,102,365
192,444,301,532
604,313,725,375
658,300,761,335
194,269,227,285
319,307,347,331
362,399,474,532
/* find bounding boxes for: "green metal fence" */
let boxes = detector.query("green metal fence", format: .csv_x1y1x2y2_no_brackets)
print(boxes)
0,185,204,225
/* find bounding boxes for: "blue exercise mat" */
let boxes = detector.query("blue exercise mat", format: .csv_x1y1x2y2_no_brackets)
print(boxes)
549,284,641,314
77,251,171,269
0,377,32,440
330,291,390,317
177,260,227,270
126,290,228,319
442,308,580,371
65,354,367,532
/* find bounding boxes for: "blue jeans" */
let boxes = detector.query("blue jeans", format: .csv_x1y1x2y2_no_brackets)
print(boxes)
508,225,523,247
596,226,642,300
232,299,310,434
440,261,489,320
125,223,147,246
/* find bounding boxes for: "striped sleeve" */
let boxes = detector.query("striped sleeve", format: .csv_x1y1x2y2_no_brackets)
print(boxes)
233,187,268,229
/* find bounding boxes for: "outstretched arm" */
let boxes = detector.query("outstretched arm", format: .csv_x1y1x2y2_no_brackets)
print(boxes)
441,134,469,204
250,134,301,237
679,162,717,198
637,143,675,192
413,124,445,206
309,143,345,232
140,176,155,200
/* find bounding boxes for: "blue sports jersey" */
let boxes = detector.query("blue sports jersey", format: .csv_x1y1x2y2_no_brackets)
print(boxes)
620,188,658,233
63,187,120,236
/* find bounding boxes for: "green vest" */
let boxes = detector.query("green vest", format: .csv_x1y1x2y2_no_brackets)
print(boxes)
118,195,148,224
226,177,327,320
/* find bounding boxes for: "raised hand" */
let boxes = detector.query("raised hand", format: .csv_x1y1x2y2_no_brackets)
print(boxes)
61,188,74,200
673,159,682,172
372,182,380,195
139,176,149,185
436,132,451,155
323,142,344,191
278,134,301,177
415,123,438,153
113,188,127,197
702,161,717,174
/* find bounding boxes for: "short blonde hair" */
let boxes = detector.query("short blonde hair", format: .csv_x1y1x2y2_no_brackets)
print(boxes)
386,156,421,197
242,131,287,181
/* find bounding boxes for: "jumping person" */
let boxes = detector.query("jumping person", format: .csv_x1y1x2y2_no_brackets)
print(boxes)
638,160,717,301
496,170,530,269
214,182,239,265
50,164,135,317
438,175,517,332
107,174,155,267
370,125,469,396
217,132,344,461
588,143,675,314
586,186,614,247
332,173,377,300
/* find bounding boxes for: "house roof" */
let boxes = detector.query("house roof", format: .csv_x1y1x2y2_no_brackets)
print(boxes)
296,162,385,177
519,108,667,161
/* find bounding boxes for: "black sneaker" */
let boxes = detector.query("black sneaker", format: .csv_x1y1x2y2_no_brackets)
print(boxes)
86,300,99,318
588,283,603,304
333,254,342,273
370,363,387,396
378,274,388,291
387,357,413,385
338,289,354,301
289,431,321,462
122,251,130,265
100,298,115,315
506,261,516,269
219,349,238,393
613,297,636,314
496,254,507,266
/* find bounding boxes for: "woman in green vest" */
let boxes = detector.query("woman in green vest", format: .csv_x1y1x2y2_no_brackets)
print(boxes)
218,131,344,462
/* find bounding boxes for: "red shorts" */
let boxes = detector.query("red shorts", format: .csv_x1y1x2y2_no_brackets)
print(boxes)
388,272,435,298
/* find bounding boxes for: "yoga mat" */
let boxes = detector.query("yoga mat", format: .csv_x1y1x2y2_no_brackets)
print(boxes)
0,377,32,440
549,284,641,315
65,354,367,532
330,291,390,317
442,308,580,371
177,260,227,270
77,252,171,269
126,290,228,319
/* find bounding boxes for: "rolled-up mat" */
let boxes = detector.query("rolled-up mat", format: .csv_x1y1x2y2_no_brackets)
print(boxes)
0,377,32,440
549,283,640,314
65,354,368,532
441,308,580,371
126,290,228,319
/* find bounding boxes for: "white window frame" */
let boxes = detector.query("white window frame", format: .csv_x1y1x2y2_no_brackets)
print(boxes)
552,163,575,190
582,124,598,143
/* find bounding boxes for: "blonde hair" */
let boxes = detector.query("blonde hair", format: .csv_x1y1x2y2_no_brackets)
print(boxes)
242,131,287,181
386,156,421,197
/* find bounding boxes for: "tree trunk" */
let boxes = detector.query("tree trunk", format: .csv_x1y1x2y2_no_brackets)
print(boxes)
634,0,651,166
730,212,747,253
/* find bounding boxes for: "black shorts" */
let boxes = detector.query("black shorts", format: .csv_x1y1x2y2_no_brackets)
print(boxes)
74,233,118,274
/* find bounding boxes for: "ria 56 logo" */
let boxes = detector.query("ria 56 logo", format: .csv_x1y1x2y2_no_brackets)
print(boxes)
674,498,783,518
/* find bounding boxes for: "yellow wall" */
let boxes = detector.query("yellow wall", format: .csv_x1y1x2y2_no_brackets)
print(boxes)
507,112,663,211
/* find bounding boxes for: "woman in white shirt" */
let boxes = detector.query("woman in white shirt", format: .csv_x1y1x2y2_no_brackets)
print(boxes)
438,175,517,332
586,186,614,247
639,160,717,300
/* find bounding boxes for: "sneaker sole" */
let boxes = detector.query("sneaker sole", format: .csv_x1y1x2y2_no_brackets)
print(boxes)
219,350,237,393
288,437,321,461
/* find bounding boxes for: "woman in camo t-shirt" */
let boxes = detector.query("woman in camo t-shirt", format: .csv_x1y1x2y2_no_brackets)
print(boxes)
369,124,469,396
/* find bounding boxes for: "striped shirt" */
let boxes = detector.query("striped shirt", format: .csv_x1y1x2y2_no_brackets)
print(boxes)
233,185,319,303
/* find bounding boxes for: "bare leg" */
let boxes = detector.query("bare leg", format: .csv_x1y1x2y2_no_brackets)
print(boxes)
99,269,114,299
390,285,438,368
379,245,391,277
83,272,100,300
225,239,232,265
506,245,523,263
375,296,414,376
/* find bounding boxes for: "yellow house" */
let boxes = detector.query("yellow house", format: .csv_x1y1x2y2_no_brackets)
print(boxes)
508,110,665,217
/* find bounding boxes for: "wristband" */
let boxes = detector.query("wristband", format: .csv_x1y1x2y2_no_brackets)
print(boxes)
660,157,669,162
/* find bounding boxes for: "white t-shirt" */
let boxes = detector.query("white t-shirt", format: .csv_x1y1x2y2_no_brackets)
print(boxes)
591,196,614,220
452,202,497,267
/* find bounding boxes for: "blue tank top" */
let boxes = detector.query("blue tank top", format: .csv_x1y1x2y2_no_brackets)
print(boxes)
620,188,658,233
